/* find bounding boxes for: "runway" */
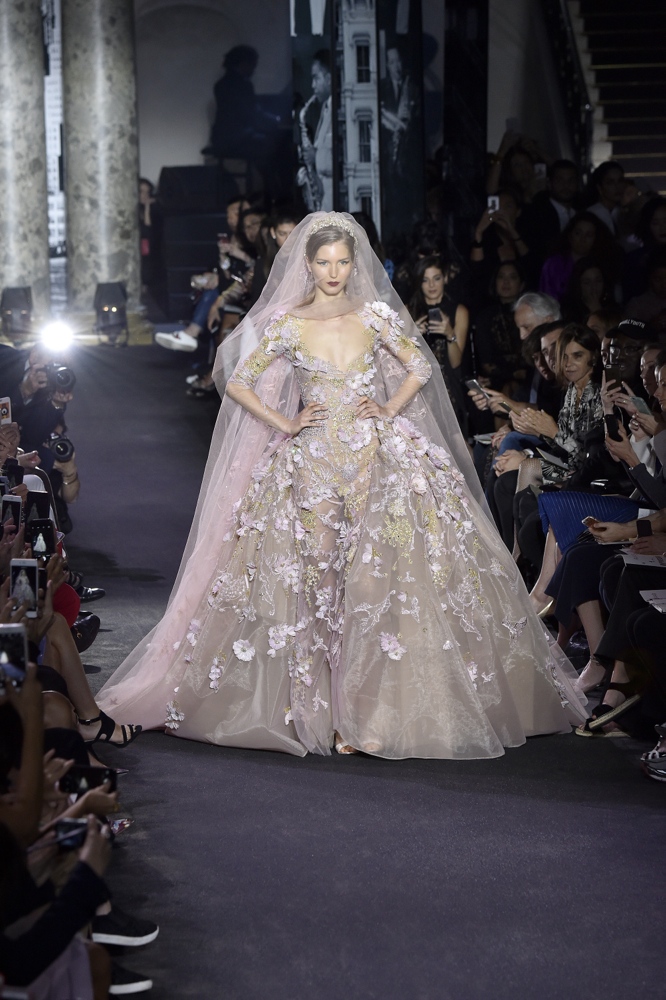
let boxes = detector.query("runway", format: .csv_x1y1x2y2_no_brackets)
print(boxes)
68,341,664,999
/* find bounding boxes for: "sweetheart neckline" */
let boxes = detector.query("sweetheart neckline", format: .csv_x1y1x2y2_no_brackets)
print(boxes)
290,314,374,372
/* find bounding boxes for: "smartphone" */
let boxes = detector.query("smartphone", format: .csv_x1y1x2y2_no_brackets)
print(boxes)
10,558,39,618
581,516,599,528
428,307,443,327
0,623,28,692
465,379,490,399
627,395,652,416
536,448,569,470
0,475,9,496
27,518,58,560
534,162,547,179
604,365,623,388
53,817,89,851
604,413,622,442
23,491,50,525
487,195,500,214
1,494,22,530
637,519,653,537
0,396,11,424
2,461,23,490
499,400,515,413
59,765,117,796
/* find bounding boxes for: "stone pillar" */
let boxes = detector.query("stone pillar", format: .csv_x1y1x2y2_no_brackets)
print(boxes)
62,0,140,312
0,0,51,316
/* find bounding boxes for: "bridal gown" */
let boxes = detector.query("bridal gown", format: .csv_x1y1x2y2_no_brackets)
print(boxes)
104,301,573,759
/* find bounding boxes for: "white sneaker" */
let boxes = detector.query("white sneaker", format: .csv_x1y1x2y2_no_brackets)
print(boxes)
155,331,198,352
185,373,199,384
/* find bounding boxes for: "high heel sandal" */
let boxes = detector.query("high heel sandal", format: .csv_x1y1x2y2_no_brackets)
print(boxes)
78,710,142,748
334,735,358,755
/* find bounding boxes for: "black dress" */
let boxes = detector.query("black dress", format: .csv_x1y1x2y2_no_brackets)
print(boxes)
422,295,468,435
472,301,525,392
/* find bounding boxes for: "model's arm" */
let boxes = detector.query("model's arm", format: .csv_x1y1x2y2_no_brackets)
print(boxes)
358,318,432,421
225,336,326,436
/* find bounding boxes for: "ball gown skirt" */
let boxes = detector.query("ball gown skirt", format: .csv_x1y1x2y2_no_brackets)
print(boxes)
99,306,578,758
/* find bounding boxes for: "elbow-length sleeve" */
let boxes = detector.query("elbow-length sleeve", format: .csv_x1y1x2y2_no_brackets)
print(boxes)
362,302,432,386
227,315,296,389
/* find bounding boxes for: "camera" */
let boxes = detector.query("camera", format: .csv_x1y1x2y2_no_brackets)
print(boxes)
48,431,75,463
45,363,76,394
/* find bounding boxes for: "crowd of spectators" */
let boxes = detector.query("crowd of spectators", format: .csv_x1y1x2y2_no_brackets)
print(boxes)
145,129,666,781
0,353,156,995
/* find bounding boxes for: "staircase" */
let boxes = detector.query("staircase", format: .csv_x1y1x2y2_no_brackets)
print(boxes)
569,0,666,193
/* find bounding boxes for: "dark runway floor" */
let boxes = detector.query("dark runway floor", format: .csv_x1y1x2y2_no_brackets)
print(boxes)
67,343,665,999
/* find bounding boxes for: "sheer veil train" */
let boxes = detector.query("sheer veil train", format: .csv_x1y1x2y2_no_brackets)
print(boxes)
98,212,586,753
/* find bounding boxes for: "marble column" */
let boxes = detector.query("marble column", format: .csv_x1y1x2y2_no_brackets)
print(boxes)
0,0,51,316
62,0,140,311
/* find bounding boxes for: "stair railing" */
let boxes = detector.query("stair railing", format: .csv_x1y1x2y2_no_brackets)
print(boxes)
541,0,593,176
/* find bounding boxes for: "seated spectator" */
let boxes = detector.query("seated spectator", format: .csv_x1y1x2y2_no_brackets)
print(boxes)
488,324,603,550
625,247,666,333
248,207,302,306
623,195,666,300
586,305,623,341
470,188,537,291
521,159,581,267
471,262,525,393
0,652,157,994
409,255,469,432
468,292,561,418
538,211,613,302
486,129,550,206
155,195,250,353
586,160,624,236
561,257,616,323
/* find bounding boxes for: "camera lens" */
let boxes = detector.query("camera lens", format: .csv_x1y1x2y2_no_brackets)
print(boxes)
54,366,76,392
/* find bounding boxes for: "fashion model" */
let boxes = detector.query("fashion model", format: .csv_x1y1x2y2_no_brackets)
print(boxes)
99,213,586,758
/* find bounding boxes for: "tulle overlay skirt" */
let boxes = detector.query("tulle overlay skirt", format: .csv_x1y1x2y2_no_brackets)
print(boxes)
99,416,583,758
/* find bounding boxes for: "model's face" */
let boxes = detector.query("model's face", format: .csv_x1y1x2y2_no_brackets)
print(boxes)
242,213,262,244
580,267,604,304
562,341,594,386
271,222,296,248
495,264,522,302
227,200,248,233
640,349,661,396
598,167,624,206
308,241,353,297
312,62,331,102
649,205,666,244
421,266,445,304
654,365,666,410
540,328,563,374
550,167,578,205
569,220,596,258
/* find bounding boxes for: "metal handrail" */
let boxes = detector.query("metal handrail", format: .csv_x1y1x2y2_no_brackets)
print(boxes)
541,0,594,177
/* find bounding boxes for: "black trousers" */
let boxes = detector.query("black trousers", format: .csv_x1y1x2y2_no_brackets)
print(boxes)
596,558,666,664
487,469,519,549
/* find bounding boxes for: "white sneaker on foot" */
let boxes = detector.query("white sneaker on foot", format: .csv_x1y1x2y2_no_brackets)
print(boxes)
155,331,198,352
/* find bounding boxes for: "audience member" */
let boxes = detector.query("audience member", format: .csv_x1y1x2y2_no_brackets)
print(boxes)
409,255,469,431
586,160,625,236
522,159,581,266
538,211,613,301
561,257,616,323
